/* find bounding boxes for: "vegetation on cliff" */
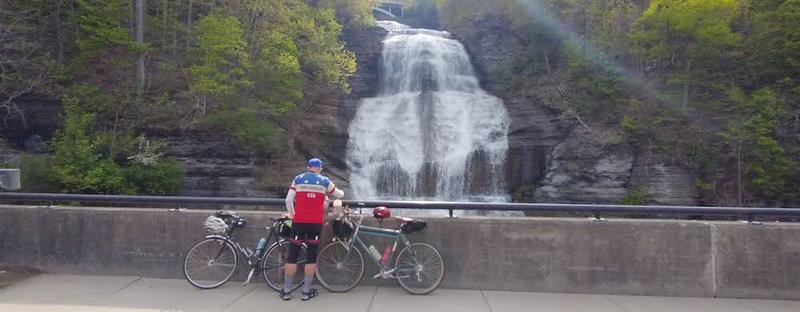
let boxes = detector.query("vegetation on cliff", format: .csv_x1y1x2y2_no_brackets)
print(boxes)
0,0,372,194
432,0,800,206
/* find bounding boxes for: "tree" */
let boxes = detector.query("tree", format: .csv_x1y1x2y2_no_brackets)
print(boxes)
135,0,146,91
0,2,58,129
721,88,793,203
629,0,740,109
320,0,376,28
186,14,251,116
51,100,131,194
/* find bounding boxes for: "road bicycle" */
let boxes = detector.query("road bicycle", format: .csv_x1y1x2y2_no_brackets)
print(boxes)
183,210,305,290
315,207,445,295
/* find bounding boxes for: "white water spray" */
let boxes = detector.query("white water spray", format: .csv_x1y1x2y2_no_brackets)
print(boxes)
347,21,510,201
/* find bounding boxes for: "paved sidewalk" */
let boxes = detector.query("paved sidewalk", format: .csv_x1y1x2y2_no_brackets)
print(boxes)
1,274,799,312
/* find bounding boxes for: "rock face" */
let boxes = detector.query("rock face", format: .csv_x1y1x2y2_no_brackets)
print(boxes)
630,154,698,205
533,128,633,203
443,15,698,205
0,95,62,148
150,129,269,197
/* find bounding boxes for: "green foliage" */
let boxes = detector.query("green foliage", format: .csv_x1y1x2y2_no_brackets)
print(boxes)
0,154,59,193
66,83,115,115
72,0,148,63
17,154,60,193
620,116,639,146
620,187,648,205
126,159,183,196
291,4,356,92
733,89,792,200
630,0,740,58
187,14,251,103
208,108,279,155
565,53,625,121
512,185,538,203
50,92,183,195
251,31,304,114
320,0,375,27
630,0,740,108
51,105,132,194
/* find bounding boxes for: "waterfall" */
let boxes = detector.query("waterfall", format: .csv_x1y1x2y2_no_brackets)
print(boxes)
347,21,510,201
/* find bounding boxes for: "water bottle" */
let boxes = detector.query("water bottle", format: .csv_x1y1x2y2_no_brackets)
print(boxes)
367,245,382,262
255,238,267,257
380,245,392,266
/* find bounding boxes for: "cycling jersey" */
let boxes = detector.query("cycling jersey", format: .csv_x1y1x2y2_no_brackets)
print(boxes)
287,172,341,224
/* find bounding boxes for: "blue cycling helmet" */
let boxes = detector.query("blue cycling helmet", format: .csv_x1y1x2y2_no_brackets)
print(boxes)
307,158,323,168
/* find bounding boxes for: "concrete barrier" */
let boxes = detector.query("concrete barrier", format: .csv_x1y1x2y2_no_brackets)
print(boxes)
0,205,798,299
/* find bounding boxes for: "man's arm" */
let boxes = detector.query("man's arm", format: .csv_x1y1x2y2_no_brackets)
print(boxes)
285,182,296,217
327,182,344,199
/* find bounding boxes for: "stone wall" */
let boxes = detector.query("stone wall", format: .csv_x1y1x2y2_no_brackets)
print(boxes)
1,205,798,300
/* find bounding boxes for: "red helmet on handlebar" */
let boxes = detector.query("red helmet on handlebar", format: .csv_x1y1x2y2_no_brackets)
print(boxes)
373,206,391,219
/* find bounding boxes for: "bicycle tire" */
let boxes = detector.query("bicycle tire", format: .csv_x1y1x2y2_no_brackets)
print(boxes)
183,237,238,289
261,240,303,292
395,243,445,295
315,241,365,293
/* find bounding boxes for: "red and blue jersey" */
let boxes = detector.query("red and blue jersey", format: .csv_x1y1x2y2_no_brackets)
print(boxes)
289,172,337,224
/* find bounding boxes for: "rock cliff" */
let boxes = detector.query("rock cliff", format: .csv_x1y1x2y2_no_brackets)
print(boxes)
444,16,698,205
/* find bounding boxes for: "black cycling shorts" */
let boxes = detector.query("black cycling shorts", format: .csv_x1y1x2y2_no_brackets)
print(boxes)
286,223,323,264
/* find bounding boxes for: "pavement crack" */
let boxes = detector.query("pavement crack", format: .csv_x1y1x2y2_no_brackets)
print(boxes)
221,285,257,312
113,276,143,295
365,286,379,312
480,290,494,312
604,295,632,312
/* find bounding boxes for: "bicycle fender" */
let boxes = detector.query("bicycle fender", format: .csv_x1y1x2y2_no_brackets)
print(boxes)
204,234,230,241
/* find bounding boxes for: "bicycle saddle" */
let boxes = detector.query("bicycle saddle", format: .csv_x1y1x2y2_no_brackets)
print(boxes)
217,210,246,226
216,210,238,219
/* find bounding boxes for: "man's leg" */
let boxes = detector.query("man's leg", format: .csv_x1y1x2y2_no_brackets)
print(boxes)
282,236,303,300
284,263,297,292
302,263,316,293
301,228,321,300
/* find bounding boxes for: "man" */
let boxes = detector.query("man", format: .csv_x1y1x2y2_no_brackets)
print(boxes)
282,157,344,301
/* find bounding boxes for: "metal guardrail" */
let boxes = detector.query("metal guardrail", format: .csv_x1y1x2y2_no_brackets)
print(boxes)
2,192,800,220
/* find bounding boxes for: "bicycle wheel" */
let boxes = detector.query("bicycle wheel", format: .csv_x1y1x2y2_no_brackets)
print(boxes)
395,243,445,295
183,237,238,289
261,240,303,292
315,241,365,292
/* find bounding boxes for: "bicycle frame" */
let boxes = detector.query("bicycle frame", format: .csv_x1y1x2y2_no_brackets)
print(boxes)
339,216,414,279
206,218,289,285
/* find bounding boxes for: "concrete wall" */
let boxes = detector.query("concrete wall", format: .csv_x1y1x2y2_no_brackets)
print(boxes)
1,206,798,300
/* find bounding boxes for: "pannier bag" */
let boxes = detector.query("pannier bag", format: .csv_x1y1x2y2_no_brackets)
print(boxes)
401,220,426,234
332,219,355,239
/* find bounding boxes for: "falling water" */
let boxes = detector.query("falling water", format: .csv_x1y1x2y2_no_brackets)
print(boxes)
347,21,510,201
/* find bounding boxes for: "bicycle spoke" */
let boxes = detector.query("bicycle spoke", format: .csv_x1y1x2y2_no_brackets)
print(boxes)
184,238,238,289
395,243,444,295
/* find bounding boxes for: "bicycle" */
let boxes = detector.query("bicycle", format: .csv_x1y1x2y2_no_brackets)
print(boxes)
182,210,306,291
315,206,445,295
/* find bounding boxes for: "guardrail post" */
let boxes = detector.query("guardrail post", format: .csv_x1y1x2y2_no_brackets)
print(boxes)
448,208,454,218
739,216,763,225
589,212,606,222
170,203,183,212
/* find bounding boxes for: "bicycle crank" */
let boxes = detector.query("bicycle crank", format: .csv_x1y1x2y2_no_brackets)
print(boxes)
242,268,255,286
